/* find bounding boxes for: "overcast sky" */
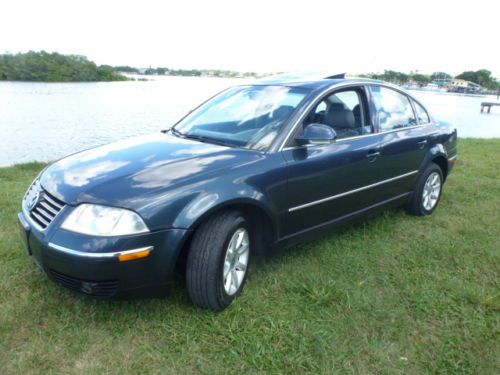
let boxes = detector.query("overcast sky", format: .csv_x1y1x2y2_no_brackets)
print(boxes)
1,0,499,76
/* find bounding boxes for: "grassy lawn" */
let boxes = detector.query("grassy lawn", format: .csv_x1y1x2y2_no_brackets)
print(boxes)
0,139,498,374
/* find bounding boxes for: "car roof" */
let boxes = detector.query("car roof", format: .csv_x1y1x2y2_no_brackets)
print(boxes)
252,74,384,90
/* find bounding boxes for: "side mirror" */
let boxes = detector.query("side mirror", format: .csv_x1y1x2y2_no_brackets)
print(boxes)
295,123,337,146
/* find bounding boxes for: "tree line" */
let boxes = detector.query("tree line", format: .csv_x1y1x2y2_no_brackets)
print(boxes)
0,51,127,82
1,51,498,89
121,66,498,89
114,65,258,78
363,69,499,90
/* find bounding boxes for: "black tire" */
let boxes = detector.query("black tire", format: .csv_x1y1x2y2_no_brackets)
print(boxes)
407,162,444,216
186,210,250,311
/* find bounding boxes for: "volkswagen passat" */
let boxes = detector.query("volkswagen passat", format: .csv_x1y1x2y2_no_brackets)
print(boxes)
18,76,457,311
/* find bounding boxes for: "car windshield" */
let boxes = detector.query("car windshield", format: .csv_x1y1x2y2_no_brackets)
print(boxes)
172,85,309,150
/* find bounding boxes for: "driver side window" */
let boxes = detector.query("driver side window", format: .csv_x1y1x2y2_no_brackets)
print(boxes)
303,88,372,140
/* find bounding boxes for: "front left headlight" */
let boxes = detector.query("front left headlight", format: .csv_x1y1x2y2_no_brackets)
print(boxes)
61,204,149,236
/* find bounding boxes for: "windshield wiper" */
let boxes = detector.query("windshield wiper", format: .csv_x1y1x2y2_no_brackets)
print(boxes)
169,127,184,137
182,134,234,147
169,127,235,148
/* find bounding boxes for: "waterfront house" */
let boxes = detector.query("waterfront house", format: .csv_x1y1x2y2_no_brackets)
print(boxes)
448,79,482,94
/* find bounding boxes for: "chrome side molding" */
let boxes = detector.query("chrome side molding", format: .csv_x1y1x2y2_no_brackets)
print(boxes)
289,170,418,212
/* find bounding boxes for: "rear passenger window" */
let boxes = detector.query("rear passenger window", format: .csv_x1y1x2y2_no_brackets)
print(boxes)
413,100,430,124
370,86,417,131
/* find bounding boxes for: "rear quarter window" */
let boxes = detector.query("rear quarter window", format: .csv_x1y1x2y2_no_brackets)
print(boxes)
412,100,431,124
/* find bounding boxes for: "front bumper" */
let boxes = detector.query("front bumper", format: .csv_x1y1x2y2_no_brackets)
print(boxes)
18,211,189,298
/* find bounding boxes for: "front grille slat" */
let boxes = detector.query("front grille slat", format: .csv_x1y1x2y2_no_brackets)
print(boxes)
31,211,50,227
33,206,54,221
24,181,66,230
39,201,58,216
43,194,64,210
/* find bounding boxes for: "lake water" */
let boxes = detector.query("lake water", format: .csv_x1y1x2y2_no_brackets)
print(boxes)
1,76,499,166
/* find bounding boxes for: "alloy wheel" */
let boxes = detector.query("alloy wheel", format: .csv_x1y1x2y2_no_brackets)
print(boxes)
223,228,249,295
422,171,441,211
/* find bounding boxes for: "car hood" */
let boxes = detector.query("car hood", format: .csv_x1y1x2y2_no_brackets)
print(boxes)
40,133,257,209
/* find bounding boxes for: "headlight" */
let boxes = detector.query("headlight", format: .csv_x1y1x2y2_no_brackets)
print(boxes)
61,204,149,236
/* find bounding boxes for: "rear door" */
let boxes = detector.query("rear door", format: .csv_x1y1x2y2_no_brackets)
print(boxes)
367,85,430,199
282,86,383,236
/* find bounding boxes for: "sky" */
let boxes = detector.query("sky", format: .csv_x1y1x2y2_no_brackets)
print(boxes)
1,0,499,76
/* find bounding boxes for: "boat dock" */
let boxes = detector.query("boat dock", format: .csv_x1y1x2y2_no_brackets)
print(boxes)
480,102,500,114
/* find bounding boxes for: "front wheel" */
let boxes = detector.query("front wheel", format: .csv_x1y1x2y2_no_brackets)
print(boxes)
407,163,443,216
186,210,250,311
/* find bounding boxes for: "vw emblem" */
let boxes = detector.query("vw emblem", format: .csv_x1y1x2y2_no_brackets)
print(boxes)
26,187,41,211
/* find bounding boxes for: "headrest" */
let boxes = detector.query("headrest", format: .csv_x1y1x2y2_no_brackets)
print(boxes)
324,104,355,129
352,104,360,117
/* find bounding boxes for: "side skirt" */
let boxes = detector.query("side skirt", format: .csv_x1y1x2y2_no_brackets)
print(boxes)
276,192,412,249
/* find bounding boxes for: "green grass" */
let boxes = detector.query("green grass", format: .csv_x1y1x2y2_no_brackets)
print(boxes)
0,139,499,374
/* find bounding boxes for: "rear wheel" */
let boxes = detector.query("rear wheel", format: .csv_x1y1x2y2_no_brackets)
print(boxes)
186,210,250,311
407,163,443,216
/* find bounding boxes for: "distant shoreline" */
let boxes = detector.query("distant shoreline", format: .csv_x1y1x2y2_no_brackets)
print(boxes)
407,88,499,98
1,77,498,99
0,74,248,83
2,52,498,92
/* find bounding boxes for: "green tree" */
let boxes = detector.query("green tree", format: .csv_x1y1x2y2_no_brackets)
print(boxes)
456,69,497,89
372,70,409,84
0,51,127,82
430,72,452,81
410,73,431,87
97,65,127,81
114,66,139,73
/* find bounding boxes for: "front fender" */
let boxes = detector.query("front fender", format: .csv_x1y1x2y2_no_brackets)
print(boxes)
138,152,288,234
174,193,280,233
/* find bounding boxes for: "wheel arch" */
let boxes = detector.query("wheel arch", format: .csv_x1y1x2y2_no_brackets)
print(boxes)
173,198,278,274
424,144,449,181
431,155,448,181
192,198,277,238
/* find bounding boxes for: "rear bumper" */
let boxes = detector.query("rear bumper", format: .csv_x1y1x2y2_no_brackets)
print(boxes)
448,154,457,174
18,211,189,298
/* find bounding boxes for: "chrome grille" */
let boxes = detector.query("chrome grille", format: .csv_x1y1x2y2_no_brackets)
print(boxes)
24,180,66,230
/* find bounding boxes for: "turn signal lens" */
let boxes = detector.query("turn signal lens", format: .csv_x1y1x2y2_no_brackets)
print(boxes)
118,249,151,262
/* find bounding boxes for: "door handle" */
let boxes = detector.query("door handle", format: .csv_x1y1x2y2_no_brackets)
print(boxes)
366,151,380,162
417,140,428,149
